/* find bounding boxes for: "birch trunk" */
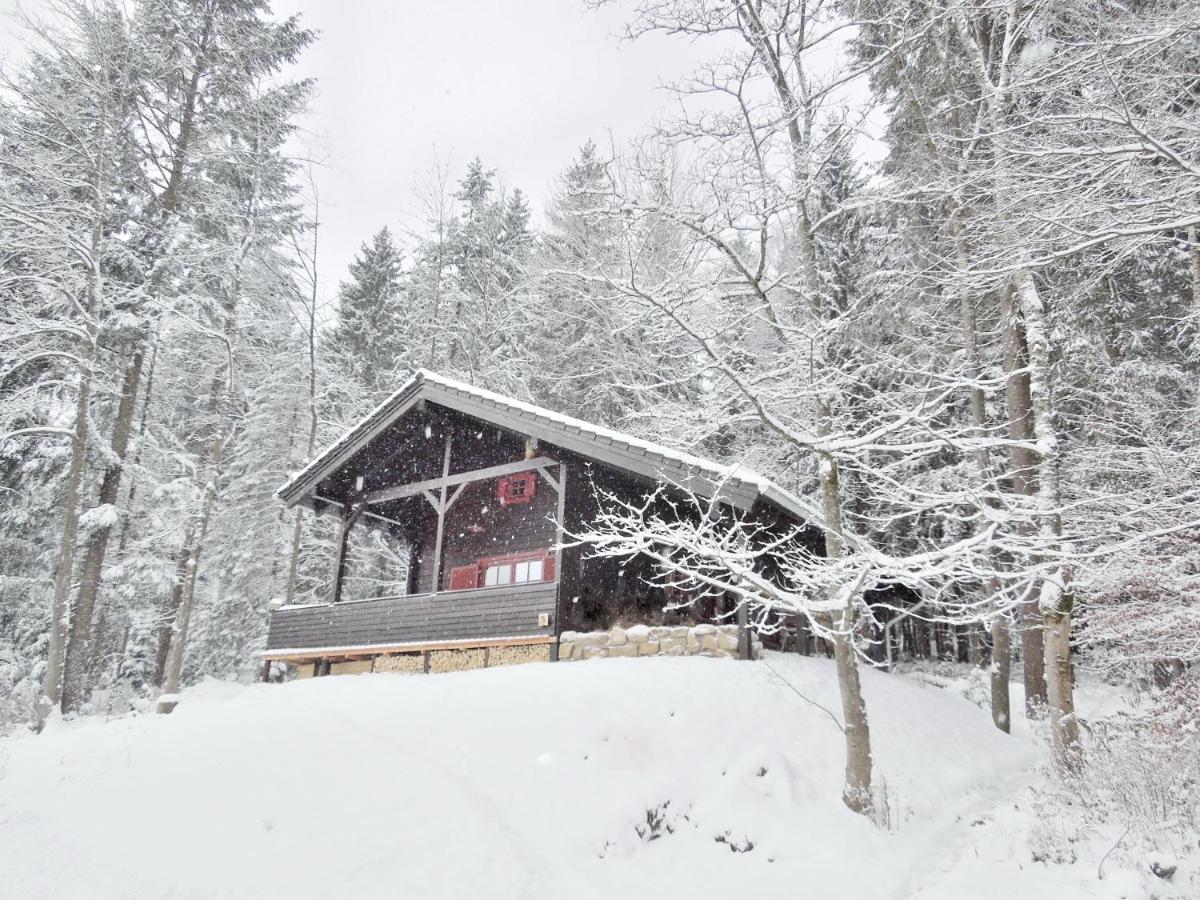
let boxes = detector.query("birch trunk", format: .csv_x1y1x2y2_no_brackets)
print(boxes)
1013,268,1081,770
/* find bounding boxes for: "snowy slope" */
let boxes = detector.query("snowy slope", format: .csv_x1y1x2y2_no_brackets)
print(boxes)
0,656,1161,899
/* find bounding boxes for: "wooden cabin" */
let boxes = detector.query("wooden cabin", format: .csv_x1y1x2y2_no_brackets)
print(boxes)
264,371,818,676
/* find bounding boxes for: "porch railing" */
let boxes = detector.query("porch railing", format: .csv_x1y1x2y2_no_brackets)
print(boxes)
264,581,558,656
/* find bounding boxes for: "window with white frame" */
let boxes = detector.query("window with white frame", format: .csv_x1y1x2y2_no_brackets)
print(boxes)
480,555,548,587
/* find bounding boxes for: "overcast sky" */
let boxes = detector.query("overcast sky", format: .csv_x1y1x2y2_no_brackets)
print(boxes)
0,0,698,296
266,0,698,296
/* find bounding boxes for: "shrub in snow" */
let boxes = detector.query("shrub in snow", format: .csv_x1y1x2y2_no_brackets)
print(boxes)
713,830,755,853
1076,675,1200,853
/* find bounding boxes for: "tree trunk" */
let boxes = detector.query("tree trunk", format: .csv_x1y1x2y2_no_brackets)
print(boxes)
118,332,159,553
157,95,254,709
78,10,214,703
284,510,306,605
1189,225,1200,314
285,203,322,605
1001,287,1047,715
157,422,229,714
955,225,1011,729
734,0,873,815
38,365,92,727
832,617,872,814
819,448,873,815
1043,610,1080,769
1013,267,1081,770
990,610,1012,733
153,543,192,687
37,153,106,727
61,342,145,713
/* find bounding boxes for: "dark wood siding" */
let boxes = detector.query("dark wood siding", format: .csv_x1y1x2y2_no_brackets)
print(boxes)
409,459,561,595
266,583,558,651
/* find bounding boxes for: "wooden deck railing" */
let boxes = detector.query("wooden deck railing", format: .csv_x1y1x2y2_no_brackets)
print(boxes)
264,582,558,657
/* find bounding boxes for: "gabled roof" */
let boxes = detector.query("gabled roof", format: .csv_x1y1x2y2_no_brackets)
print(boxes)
277,370,816,524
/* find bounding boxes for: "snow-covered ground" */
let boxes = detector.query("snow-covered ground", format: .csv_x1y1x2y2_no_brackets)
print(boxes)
0,655,1184,899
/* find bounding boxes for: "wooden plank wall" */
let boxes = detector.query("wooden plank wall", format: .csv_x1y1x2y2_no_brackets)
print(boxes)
265,582,558,651
405,419,561,594
411,477,559,594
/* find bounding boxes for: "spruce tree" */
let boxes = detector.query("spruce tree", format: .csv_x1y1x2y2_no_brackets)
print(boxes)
331,226,406,398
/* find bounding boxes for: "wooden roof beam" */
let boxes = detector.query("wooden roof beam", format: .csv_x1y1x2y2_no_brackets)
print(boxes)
365,455,560,506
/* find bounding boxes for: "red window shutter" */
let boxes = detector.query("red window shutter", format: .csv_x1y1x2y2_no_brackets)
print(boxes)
543,553,555,581
448,565,479,591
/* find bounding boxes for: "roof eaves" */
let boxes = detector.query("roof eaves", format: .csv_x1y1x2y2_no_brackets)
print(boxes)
275,371,428,507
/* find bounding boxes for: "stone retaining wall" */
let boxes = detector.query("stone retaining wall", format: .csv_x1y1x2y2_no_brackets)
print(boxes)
557,624,762,662
290,627,755,680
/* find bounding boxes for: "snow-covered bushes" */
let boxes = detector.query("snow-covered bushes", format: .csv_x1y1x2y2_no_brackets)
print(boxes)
1079,674,1199,852
1023,669,1199,885
0,654,38,737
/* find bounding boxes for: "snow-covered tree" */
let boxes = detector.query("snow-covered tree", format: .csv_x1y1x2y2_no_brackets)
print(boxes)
329,227,407,400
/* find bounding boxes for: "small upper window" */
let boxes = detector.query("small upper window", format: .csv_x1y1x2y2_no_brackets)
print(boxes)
497,473,536,506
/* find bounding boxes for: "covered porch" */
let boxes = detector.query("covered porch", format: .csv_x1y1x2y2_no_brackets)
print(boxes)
264,392,572,672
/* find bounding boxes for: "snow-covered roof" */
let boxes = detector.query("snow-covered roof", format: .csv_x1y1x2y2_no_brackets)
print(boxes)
277,369,814,523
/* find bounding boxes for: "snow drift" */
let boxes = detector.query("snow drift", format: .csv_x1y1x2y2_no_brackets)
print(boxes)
0,655,1160,898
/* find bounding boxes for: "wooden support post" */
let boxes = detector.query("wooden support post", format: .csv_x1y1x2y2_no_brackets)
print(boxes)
551,463,567,661
331,500,366,605
737,600,750,660
428,435,452,594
